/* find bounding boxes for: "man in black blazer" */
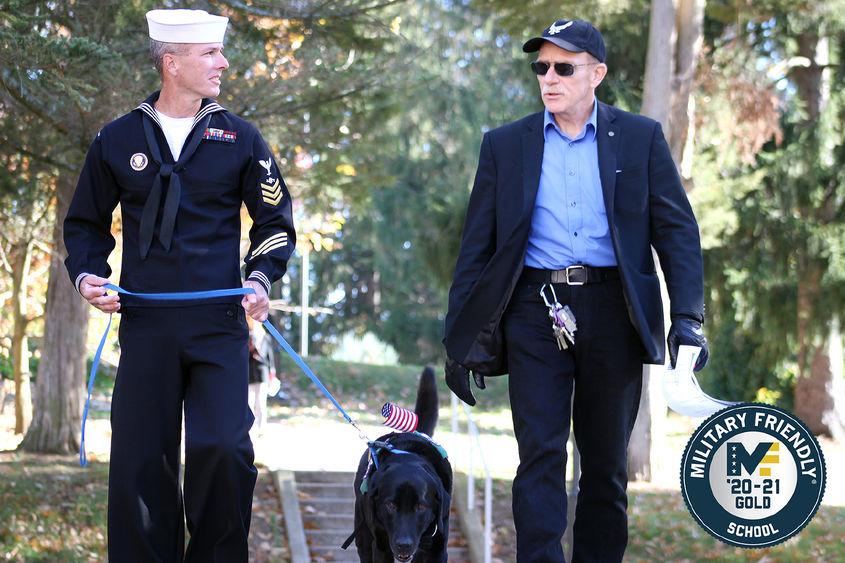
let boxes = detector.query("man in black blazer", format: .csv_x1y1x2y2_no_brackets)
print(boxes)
444,19,709,562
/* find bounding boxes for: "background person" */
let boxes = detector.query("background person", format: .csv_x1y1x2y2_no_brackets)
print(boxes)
444,19,709,562
63,9,295,562
247,316,275,439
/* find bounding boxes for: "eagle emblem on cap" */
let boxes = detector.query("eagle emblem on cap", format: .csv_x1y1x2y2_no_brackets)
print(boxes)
548,21,574,35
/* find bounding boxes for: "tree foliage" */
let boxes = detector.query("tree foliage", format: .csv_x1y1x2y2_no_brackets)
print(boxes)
301,0,541,363
693,1,845,433
0,0,409,450
2,0,844,442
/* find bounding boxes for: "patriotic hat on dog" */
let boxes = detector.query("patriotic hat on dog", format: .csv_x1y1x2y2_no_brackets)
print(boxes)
381,403,418,433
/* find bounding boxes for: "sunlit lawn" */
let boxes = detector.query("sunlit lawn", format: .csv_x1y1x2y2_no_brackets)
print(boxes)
1,357,844,561
0,454,107,562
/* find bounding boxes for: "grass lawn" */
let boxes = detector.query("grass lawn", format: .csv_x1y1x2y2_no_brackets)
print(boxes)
1,356,844,561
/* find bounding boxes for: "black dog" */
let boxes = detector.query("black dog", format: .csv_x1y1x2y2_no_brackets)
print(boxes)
345,366,452,562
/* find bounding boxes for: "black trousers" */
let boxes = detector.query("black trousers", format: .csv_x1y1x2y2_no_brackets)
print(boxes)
108,303,257,562
503,278,644,563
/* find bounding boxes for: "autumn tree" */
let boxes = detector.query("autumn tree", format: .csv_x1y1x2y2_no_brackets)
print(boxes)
303,0,538,362
696,2,845,440
0,0,407,453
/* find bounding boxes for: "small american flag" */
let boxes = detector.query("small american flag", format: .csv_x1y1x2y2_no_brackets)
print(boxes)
381,403,418,432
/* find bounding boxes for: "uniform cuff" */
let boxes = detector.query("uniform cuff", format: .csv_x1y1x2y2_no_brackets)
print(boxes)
247,271,271,296
75,272,93,294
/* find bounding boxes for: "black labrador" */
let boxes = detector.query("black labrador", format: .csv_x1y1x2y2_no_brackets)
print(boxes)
346,366,452,562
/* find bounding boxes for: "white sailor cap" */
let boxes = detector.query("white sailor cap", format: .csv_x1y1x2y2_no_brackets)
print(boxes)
146,9,228,44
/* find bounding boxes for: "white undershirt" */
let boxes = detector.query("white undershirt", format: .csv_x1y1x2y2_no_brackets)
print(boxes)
155,109,194,161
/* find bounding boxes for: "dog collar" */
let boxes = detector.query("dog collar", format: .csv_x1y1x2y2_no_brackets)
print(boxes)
360,431,448,495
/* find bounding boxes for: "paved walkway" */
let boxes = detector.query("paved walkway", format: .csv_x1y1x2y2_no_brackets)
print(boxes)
252,407,845,508
2,396,843,507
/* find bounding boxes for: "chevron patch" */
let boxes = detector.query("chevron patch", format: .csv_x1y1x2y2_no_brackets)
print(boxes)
260,178,283,206
250,233,289,259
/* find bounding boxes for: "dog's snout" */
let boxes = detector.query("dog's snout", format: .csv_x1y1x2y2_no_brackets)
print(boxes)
393,539,414,562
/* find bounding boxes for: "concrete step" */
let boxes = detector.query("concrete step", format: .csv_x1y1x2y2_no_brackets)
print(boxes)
276,469,475,563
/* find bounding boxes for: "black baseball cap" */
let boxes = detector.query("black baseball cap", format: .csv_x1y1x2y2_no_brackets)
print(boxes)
522,19,606,63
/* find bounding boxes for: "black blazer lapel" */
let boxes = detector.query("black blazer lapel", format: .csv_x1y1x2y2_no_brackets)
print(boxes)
522,113,545,219
597,102,619,223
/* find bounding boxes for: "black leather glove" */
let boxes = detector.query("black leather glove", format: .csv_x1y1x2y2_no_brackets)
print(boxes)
445,357,486,406
667,316,709,372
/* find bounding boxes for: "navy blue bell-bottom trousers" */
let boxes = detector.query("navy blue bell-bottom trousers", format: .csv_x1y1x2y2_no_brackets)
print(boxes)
107,303,257,562
503,277,645,563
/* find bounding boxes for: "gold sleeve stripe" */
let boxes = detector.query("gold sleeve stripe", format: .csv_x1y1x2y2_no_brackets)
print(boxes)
260,179,284,206
249,233,289,259
250,240,288,259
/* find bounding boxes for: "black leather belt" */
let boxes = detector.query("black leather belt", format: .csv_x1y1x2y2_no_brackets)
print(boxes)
519,265,619,286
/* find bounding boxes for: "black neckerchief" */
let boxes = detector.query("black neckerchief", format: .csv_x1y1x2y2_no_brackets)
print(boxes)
137,110,212,259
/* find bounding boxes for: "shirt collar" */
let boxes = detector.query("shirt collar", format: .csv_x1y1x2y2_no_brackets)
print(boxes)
136,91,226,129
543,100,598,143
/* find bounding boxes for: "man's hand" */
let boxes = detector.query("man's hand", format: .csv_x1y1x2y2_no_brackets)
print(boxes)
242,280,269,322
445,357,486,406
79,274,120,313
667,316,710,372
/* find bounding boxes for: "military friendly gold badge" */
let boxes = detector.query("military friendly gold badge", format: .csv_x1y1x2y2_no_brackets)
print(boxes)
680,403,826,548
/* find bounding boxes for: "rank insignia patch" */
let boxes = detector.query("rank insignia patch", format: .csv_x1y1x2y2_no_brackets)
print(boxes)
203,128,237,143
130,153,148,171
250,232,289,259
260,178,284,206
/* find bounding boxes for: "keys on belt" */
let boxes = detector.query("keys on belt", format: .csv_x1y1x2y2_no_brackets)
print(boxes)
540,283,577,350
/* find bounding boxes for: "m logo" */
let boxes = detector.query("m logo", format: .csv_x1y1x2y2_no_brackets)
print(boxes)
727,441,779,477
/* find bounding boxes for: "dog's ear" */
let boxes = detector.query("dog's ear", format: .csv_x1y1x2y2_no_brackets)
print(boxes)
436,488,451,544
437,489,452,533
421,470,450,550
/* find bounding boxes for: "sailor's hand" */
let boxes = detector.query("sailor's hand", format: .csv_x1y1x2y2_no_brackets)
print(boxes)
79,274,120,313
242,280,269,322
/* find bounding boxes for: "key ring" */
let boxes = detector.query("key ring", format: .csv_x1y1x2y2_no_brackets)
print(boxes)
539,283,559,309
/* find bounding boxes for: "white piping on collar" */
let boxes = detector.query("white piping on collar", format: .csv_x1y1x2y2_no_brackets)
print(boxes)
136,101,224,129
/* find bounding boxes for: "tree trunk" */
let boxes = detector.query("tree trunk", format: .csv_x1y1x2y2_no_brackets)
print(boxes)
19,173,90,454
629,0,678,482
794,279,845,440
640,0,676,131
668,0,705,182
789,30,845,439
12,242,33,434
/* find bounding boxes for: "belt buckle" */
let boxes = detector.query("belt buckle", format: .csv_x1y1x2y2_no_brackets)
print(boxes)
565,265,586,286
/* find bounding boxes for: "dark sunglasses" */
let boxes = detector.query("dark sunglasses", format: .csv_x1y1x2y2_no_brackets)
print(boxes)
530,61,599,77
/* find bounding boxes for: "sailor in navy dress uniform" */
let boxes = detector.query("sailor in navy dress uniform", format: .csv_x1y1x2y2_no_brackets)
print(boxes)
63,9,295,562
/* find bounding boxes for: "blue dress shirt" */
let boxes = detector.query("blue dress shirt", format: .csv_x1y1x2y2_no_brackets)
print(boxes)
524,103,617,269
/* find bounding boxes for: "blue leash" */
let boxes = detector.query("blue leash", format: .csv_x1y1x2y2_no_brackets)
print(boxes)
79,283,361,466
